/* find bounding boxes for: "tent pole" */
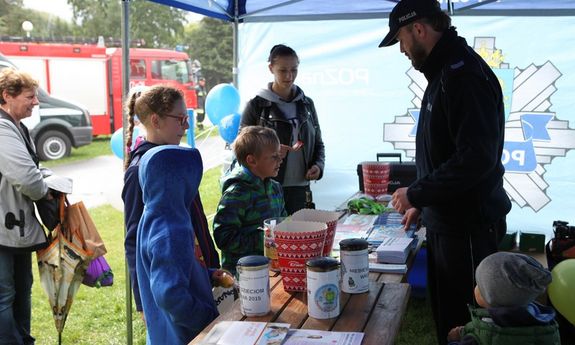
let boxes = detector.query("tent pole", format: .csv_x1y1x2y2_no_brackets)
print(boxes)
232,0,239,87
121,1,134,345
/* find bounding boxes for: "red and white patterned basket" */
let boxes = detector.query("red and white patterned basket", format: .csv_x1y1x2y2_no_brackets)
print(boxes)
362,162,391,197
290,209,343,257
274,220,327,292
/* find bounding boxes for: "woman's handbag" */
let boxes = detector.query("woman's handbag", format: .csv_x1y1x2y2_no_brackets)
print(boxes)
35,195,60,231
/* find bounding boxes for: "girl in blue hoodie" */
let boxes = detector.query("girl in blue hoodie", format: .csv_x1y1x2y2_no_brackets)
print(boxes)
137,145,219,344
121,86,221,316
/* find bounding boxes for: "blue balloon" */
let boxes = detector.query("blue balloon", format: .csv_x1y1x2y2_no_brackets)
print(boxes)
205,83,240,126
218,113,241,144
110,127,141,159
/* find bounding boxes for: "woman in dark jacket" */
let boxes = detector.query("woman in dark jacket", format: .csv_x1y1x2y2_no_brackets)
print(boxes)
241,44,325,214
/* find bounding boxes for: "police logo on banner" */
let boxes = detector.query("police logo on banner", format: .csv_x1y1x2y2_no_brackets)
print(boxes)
383,37,575,212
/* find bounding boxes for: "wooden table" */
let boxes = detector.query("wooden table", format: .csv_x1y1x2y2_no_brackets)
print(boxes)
190,242,422,345
190,271,410,345
192,199,423,345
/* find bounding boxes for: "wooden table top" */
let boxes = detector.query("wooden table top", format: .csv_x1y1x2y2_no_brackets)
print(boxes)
190,261,415,345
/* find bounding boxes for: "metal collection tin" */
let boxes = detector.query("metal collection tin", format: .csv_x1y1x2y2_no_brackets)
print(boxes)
306,257,340,319
237,255,270,316
339,238,369,294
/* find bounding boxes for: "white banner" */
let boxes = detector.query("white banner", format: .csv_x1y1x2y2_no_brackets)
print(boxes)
238,16,575,237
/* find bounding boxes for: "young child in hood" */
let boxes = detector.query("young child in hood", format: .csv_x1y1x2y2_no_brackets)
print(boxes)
121,86,221,317
214,126,287,274
447,252,560,345
137,145,222,345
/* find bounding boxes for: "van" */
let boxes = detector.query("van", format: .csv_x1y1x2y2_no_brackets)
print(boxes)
0,54,92,160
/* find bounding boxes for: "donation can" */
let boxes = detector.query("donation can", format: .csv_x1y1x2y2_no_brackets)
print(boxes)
306,257,340,319
237,255,270,316
339,238,369,294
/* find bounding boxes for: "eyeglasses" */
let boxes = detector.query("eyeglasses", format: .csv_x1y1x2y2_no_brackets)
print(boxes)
164,114,189,126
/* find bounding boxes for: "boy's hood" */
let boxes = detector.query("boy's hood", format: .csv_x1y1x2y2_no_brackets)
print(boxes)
487,302,556,327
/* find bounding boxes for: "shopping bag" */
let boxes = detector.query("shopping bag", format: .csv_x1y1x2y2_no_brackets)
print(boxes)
212,286,235,314
82,256,114,288
65,201,107,259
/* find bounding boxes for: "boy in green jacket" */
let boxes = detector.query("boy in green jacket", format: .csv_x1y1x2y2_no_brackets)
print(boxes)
447,252,560,345
214,126,287,274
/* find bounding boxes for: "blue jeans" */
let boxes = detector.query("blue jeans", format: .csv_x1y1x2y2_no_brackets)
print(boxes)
0,251,34,345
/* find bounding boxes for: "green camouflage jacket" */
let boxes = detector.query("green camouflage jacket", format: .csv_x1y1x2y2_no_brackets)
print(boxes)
214,166,286,273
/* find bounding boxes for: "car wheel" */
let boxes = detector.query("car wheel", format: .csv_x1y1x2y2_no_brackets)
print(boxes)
37,130,72,161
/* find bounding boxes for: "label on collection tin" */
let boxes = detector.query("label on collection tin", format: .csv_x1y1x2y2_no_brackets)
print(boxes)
238,266,270,316
341,248,369,294
306,269,340,319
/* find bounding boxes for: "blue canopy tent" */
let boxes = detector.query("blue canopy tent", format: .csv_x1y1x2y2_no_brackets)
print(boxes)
121,1,575,343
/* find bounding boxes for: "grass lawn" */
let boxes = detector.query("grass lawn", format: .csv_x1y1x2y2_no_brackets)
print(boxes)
31,155,435,344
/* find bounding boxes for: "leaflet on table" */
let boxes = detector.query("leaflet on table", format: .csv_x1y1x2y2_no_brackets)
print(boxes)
369,262,408,274
283,329,364,345
333,223,370,241
366,224,415,246
199,321,290,345
375,236,416,264
341,214,378,228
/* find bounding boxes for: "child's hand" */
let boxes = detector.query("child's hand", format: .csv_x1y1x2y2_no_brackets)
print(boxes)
447,326,463,342
212,269,235,288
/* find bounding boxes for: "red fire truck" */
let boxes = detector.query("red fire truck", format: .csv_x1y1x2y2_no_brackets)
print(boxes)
0,41,198,137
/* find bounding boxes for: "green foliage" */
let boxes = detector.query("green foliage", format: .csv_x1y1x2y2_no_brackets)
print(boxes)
67,0,187,48
0,0,74,38
183,18,233,86
347,197,392,214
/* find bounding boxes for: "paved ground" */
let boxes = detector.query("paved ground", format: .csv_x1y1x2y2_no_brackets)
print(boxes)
49,136,228,211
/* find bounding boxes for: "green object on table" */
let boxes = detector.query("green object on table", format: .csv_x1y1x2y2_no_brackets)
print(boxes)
347,197,392,215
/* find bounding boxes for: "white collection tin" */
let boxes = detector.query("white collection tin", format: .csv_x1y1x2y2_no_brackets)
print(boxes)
306,257,340,319
340,238,370,294
237,255,270,316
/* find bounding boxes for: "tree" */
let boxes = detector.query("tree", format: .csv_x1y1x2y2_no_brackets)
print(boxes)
0,0,74,38
183,17,233,87
67,0,187,48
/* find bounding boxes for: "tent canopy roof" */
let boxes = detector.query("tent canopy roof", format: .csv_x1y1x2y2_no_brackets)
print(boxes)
149,0,575,22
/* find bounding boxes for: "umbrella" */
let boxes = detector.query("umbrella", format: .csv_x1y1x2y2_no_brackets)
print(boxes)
37,195,91,344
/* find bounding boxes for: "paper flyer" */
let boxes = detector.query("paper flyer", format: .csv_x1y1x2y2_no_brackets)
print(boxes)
283,329,364,345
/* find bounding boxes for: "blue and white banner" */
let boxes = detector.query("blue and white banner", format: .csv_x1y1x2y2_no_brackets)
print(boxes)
238,16,575,237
